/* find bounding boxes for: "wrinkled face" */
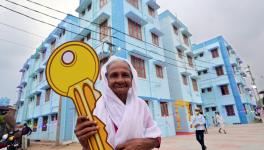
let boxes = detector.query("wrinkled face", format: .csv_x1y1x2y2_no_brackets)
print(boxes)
106,61,132,97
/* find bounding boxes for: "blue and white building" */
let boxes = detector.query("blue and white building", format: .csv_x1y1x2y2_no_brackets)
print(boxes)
192,36,257,126
16,0,177,142
159,10,202,133
16,15,80,142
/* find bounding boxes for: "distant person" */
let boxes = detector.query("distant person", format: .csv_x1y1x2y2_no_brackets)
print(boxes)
212,116,216,127
22,123,32,136
191,108,207,150
21,123,32,149
203,115,208,134
215,112,227,134
261,106,264,123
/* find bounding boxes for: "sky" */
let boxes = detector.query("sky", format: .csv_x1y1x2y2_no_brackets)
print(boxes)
0,0,263,104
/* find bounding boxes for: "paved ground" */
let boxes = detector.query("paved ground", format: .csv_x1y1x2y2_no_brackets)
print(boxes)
28,123,264,150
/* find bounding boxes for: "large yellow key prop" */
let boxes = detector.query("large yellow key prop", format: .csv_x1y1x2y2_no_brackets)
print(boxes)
46,41,113,150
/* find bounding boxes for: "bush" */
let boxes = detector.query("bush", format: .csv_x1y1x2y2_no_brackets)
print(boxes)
0,115,4,124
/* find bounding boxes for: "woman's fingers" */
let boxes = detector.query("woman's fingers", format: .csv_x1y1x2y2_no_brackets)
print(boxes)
78,130,98,141
75,126,99,137
75,119,97,133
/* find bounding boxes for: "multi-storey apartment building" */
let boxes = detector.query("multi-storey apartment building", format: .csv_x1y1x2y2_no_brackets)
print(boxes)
16,0,177,142
159,10,203,133
16,15,80,142
192,36,256,126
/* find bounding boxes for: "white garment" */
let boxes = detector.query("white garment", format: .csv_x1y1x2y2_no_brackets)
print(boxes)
93,56,161,148
215,114,225,128
192,114,206,130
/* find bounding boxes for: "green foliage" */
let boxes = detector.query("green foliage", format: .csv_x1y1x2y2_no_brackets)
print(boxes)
0,115,4,124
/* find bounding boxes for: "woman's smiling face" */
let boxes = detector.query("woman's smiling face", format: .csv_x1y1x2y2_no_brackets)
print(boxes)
106,61,133,99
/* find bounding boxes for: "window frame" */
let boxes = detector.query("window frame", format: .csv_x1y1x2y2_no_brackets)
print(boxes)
155,65,163,79
128,18,142,40
220,84,230,95
151,32,159,46
131,56,146,78
160,102,169,117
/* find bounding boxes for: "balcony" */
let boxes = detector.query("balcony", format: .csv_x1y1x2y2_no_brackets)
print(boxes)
149,27,163,36
125,11,148,26
146,0,160,10
76,0,92,13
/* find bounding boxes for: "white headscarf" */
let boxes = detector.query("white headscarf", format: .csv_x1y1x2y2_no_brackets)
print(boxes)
93,56,161,148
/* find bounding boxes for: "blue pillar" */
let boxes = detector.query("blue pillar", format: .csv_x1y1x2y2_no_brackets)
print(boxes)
111,0,127,58
218,36,248,124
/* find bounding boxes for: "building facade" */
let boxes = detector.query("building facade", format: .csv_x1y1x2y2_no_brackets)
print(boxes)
16,0,177,142
192,36,256,126
159,11,203,133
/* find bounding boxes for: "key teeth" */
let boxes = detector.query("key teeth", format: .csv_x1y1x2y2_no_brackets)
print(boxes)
85,78,102,100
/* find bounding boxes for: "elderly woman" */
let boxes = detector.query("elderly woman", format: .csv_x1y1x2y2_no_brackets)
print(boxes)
75,56,161,150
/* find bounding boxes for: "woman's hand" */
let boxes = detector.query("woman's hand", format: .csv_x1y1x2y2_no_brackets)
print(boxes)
116,138,159,150
74,116,99,150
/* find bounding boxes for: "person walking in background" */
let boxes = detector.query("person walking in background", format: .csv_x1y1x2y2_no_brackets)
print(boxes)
192,108,207,150
215,112,227,134
212,116,216,127
203,115,208,134
260,106,264,123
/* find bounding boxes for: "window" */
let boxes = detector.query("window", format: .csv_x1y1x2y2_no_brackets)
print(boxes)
100,20,108,40
182,75,188,85
51,40,56,51
155,65,163,78
198,71,201,76
36,93,41,106
86,33,91,41
207,87,212,92
192,79,198,91
205,108,209,112
237,84,241,93
87,3,92,11
187,55,194,67
215,66,224,76
81,10,85,16
199,53,204,57
201,89,206,93
42,116,48,131
151,33,159,46
33,118,38,132
80,38,85,42
100,0,107,8
173,26,178,35
127,0,139,8
211,48,219,58
243,104,247,114
160,102,169,117
203,70,208,74
225,105,235,116
51,114,58,122
183,34,189,46
131,56,146,78
220,85,229,95
177,48,183,59
45,88,51,102
212,107,217,111
232,65,236,73
148,6,155,17
128,19,142,40
39,71,43,82
41,50,46,61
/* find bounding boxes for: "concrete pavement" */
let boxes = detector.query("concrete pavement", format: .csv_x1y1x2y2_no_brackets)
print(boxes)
28,123,264,150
